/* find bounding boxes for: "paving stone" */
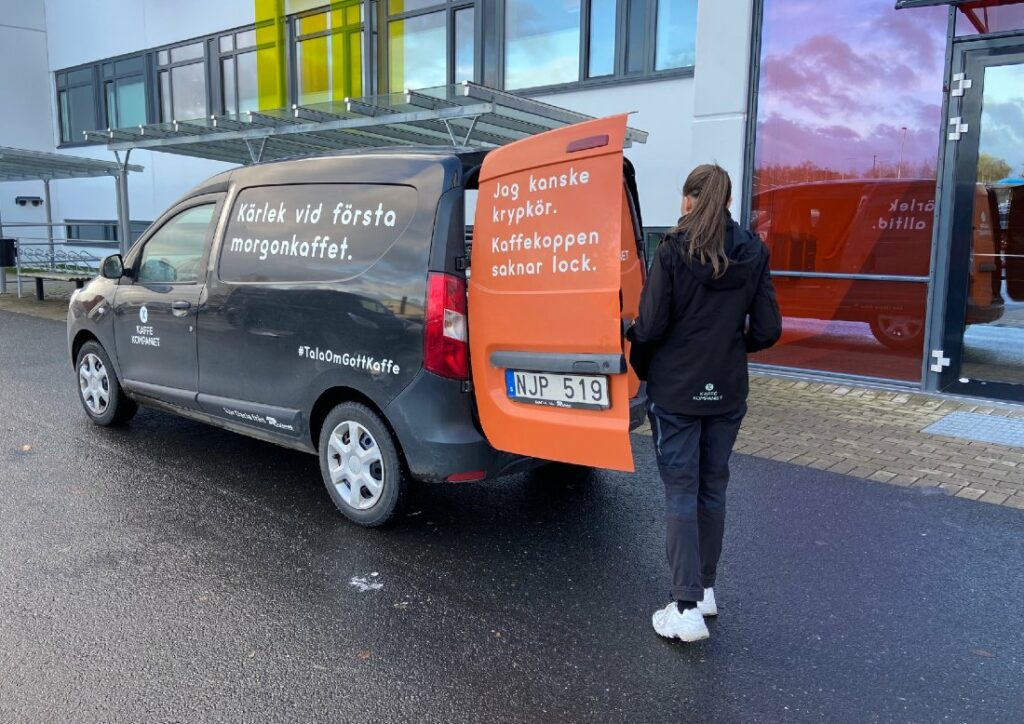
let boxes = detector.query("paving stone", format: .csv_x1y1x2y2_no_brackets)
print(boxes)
954,488,986,501
738,376,1024,509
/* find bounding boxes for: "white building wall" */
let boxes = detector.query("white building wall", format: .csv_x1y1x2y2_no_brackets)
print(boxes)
535,77,695,228
690,0,755,218
0,1,57,242
38,0,256,240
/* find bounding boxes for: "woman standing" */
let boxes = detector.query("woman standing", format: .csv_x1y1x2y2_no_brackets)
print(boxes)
628,164,781,643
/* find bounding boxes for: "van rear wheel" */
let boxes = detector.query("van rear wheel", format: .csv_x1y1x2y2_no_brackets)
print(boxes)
318,402,405,527
869,314,924,352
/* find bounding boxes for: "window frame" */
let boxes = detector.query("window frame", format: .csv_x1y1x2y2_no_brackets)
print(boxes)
211,27,261,116
155,38,213,123
379,0,478,93
499,0,696,95
99,54,151,130
56,64,101,147
289,3,368,106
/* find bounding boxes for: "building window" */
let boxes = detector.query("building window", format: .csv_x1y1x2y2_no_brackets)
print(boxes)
505,0,581,90
294,2,364,105
100,56,148,128
65,220,151,248
56,67,98,144
216,28,260,115
654,0,697,71
504,0,696,91
158,41,208,121
386,0,475,92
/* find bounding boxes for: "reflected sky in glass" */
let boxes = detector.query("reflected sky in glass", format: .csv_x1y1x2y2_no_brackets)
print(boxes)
755,0,948,179
390,11,446,91
978,64,1024,178
588,0,616,77
505,0,581,90
455,8,475,83
655,0,697,70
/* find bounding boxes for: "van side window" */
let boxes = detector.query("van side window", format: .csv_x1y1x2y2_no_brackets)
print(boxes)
219,184,418,284
137,204,215,284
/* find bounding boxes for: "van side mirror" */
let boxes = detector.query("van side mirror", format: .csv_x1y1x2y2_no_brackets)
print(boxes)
100,254,124,279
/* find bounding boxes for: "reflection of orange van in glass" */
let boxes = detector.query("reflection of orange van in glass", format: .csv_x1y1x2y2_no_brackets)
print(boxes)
995,183,1024,302
752,179,1004,351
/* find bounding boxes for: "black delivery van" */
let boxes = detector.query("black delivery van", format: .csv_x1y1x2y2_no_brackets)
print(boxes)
68,115,648,526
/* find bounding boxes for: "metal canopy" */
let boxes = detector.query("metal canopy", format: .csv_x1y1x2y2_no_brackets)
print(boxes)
0,146,143,182
87,82,649,165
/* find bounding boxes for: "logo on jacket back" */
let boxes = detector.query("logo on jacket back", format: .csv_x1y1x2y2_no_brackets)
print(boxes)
139,305,148,324
694,382,723,402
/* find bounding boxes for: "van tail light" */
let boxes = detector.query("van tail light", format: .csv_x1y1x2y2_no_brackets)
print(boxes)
424,272,468,380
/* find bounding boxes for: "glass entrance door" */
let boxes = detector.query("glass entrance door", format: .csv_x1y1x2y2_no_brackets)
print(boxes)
939,44,1024,401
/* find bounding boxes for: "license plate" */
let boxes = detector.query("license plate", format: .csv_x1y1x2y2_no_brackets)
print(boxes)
505,370,610,410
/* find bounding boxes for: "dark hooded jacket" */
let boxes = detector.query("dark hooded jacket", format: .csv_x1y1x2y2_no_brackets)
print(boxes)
628,214,781,415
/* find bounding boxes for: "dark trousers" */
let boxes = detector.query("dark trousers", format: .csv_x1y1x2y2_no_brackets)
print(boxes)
649,402,747,602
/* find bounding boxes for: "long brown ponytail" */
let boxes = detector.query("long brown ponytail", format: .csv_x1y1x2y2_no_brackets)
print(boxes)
671,164,732,278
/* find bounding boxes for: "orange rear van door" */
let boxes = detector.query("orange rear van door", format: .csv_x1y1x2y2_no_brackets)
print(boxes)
469,115,638,472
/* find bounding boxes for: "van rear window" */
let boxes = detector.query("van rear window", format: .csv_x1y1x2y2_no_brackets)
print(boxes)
219,183,417,283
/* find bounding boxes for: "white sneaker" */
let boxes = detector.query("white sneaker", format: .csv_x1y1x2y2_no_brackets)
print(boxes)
697,588,718,617
652,602,710,642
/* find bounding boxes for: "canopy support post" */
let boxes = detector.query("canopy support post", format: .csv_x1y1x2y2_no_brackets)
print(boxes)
43,178,54,265
114,149,132,255
0,205,6,295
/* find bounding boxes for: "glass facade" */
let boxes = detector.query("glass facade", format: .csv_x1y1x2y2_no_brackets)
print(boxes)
56,1,697,142
749,0,949,381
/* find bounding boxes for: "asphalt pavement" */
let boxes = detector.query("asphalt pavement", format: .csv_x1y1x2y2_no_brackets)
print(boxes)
1,309,1023,723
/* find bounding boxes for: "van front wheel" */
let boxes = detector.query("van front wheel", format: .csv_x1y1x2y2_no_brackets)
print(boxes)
318,403,405,527
76,341,137,426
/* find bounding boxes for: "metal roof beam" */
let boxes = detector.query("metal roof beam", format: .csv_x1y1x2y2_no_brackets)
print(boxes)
0,145,143,183
457,82,649,144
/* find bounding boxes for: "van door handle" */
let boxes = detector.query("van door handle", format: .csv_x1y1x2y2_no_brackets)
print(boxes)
171,300,192,316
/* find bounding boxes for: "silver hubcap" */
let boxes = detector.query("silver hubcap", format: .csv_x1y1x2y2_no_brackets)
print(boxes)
327,420,385,511
78,353,110,415
878,315,922,341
